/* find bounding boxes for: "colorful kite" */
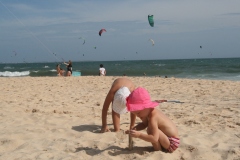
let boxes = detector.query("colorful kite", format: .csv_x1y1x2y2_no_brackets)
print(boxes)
148,15,154,27
99,29,106,36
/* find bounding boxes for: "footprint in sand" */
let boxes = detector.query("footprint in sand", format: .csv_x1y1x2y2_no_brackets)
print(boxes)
63,111,71,114
186,145,197,152
115,130,126,142
184,120,200,126
32,109,39,113
0,139,11,145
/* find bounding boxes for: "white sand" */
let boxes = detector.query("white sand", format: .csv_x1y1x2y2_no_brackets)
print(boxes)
0,76,239,160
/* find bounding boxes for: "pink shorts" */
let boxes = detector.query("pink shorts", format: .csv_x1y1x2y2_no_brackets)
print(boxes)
168,137,180,152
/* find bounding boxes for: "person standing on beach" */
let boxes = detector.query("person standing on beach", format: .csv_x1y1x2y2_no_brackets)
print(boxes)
99,64,106,76
64,60,72,76
125,87,180,152
101,78,136,133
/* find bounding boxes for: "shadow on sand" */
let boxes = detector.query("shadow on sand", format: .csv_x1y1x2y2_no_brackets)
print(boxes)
75,145,153,156
72,124,101,133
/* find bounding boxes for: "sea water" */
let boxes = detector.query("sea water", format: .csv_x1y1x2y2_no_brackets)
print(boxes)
0,58,240,81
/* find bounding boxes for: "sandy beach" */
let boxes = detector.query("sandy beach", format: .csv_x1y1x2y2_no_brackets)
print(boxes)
0,76,239,160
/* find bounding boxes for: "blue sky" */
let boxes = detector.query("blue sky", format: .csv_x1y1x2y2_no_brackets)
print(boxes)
0,0,240,63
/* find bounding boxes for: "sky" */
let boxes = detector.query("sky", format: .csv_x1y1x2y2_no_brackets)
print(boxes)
0,0,240,63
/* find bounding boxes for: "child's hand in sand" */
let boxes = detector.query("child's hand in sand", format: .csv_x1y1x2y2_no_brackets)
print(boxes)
125,127,136,134
129,130,141,138
126,128,141,138
100,126,110,133
125,130,130,134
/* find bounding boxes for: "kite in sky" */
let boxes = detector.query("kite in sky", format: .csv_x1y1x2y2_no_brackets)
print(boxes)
79,37,85,45
99,29,106,36
12,51,17,56
148,15,154,27
149,39,154,46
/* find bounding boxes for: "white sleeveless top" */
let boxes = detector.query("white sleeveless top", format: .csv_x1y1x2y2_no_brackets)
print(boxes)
99,68,105,75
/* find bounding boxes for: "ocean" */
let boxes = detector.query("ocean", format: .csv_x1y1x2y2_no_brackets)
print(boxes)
1,58,240,81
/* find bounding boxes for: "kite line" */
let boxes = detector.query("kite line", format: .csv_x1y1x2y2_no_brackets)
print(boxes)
0,1,62,62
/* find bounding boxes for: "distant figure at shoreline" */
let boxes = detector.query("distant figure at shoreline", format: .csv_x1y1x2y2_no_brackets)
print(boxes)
56,64,65,76
64,60,72,76
99,64,106,76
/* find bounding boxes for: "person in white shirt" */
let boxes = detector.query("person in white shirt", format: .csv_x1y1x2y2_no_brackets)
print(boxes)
99,64,106,76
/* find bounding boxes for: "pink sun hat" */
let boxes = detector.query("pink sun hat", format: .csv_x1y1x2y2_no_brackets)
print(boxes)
126,87,159,112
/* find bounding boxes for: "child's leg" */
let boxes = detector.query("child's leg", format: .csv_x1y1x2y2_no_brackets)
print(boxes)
112,109,120,132
147,128,170,151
